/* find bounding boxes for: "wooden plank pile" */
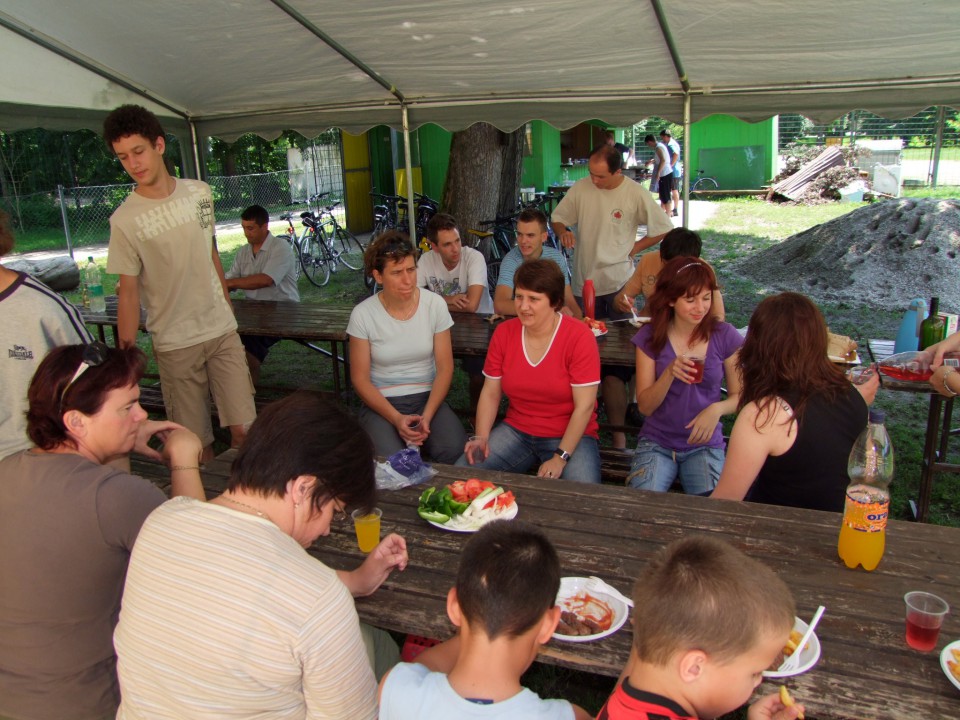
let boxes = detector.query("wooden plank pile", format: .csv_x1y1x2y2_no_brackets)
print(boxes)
767,145,845,201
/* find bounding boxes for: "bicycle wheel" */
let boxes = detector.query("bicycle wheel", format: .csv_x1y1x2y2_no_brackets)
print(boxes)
276,234,302,281
486,260,501,297
371,216,389,242
334,226,364,271
299,233,331,287
692,177,719,192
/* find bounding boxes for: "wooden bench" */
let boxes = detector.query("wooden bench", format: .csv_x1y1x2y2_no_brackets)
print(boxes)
136,384,335,420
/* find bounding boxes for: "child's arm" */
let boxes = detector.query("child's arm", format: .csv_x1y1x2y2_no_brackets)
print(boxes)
412,634,460,673
748,690,805,720
571,703,593,720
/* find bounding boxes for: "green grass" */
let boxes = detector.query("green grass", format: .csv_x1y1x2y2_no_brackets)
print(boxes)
901,185,960,199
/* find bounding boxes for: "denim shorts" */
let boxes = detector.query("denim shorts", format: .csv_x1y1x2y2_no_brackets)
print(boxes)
626,437,724,495
455,422,601,484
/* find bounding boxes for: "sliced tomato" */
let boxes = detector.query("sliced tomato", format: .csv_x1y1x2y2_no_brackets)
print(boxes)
448,481,469,504
464,479,483,500
495,491,515,509
596,320,607,333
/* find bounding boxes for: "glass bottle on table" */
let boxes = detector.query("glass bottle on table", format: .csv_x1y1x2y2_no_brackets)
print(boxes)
84,256,106,313
919,296,946,350
838,409,894,571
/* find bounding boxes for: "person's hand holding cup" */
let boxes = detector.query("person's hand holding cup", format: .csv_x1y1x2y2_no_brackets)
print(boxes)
682,352,705,384
464,435,488,465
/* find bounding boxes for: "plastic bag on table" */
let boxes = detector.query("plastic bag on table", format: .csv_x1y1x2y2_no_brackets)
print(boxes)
375,448,438,490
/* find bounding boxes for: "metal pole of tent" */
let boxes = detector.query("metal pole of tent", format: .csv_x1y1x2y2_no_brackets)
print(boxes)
931,106,945,188
401,105,417,243
682,94,691,227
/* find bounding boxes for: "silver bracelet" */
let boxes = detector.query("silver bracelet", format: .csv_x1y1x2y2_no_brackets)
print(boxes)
171,465,200,471
942,368,958,397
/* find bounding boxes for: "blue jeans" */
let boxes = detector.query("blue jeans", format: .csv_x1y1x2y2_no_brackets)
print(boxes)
455,423,601,484
627,437,724,495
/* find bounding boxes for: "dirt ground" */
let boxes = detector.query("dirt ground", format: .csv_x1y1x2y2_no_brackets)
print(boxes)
731,198,960,313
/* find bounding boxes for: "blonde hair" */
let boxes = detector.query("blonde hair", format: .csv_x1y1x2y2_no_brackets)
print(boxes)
632,536,795,665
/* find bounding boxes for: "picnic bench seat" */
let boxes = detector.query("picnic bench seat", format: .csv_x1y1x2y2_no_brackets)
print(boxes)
136,383,335,421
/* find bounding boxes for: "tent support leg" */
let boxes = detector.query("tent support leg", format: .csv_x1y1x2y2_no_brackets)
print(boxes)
401,105,417,242
682,93,691,227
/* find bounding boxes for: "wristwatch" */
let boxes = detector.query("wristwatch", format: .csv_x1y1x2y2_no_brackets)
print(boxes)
554,448,571,462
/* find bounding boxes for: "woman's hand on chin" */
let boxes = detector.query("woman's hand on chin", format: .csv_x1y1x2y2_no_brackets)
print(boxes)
134,420,198,462
344,533,409,597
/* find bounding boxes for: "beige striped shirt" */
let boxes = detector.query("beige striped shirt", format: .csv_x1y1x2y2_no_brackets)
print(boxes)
115,497,377,719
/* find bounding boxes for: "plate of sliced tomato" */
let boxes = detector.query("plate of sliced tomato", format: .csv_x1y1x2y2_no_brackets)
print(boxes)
584,317,608,337
418,479,518,532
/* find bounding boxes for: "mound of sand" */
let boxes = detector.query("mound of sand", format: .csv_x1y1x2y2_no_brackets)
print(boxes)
731,198,960,312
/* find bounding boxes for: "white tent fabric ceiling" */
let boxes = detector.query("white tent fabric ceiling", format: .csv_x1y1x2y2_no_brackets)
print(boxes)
1,0,959,141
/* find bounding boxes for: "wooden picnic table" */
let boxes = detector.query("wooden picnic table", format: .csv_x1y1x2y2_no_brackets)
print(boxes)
133,451,960,720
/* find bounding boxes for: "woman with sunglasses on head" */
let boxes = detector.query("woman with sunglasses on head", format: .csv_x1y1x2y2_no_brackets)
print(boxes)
114,393,408,719
0,342,204,720
628,257,743,495
348,231,467,463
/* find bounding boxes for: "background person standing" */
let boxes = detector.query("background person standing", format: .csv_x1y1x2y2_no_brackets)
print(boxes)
104,104,255,462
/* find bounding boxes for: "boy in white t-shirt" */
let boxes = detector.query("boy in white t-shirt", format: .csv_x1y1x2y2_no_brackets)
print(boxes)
379,520,591,720
417,212,492,419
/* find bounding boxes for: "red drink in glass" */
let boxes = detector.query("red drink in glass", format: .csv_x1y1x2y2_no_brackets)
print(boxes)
685,355,705,384
905,612,941,651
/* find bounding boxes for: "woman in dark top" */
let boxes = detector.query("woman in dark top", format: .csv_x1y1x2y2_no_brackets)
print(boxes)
711,293,878,511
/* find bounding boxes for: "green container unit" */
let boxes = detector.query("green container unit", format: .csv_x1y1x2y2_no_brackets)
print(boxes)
687,115,778,190
417,124,452,202
521,121,561,191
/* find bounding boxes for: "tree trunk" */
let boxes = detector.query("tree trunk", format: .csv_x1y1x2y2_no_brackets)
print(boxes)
441,123,524,255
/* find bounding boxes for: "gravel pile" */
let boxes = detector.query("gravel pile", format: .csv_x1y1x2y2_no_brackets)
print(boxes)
732,198,960,312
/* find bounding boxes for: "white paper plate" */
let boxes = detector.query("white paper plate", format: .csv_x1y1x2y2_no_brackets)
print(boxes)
763,616,822,678
552,576,629,643
629,316,652,327
592,328,608,337
426,501,518,533
940,639,960,692
828,351,861,365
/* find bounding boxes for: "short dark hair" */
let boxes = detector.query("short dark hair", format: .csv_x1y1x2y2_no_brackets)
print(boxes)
0,209,14,257
241,204,269,226
659,227,702,261
426,212,458,245
590,144,623,173
516,208,548,233
363,230,416,276
514,259,565,310
27,344,147,450
456,520,561,639
660,128,672,137
644,134,657,144
632,536,795,665
229,393,377,514
103,105,166,147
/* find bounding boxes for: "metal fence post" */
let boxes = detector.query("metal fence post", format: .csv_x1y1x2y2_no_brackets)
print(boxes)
57,184,74,259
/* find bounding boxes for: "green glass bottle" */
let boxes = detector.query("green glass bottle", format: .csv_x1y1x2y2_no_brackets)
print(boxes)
919,296,946,350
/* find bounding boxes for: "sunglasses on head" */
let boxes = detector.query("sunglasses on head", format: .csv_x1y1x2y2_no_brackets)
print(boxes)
59,342,110,413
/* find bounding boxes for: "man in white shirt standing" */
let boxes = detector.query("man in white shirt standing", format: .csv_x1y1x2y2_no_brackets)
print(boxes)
660,128,682,217
417,212,492,418
551,144,672,449
645,134,674,216
225,204,300,386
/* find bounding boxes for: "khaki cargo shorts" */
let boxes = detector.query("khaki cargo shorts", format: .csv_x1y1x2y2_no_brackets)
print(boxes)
154,331,256,446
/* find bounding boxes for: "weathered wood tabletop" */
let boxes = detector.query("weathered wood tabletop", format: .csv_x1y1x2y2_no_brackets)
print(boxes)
133,452,960,720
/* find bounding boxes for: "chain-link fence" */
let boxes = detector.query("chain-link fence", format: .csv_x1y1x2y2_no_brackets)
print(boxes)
4,140,346,255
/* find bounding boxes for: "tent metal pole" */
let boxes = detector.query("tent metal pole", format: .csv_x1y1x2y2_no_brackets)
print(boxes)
682,94,691,227
401,105,417,243
189,120,203,181
931,106,946,188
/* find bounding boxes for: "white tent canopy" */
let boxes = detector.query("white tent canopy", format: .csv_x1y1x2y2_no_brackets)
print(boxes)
1,0,959,142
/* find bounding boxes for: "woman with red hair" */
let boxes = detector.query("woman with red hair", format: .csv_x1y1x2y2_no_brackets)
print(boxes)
712,293,877,511
628,257,742,494
0,343,203,720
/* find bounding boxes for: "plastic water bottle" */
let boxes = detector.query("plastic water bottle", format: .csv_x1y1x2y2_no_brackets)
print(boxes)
84,256,106,313
838,409,894,571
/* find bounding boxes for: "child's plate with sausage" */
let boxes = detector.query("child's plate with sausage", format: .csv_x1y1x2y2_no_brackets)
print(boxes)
552,576,629,643
763,615,822,678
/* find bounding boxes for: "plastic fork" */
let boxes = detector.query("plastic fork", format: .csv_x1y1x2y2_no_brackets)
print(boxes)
586,576,634,608
780,605,825,673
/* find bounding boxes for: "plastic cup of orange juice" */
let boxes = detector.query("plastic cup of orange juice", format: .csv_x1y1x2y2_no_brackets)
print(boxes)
352,508,382,553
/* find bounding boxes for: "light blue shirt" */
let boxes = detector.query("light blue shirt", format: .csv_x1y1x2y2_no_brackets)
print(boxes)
497,245,571,290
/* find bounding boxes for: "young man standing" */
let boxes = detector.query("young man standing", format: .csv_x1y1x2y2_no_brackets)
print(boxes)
104,105,255,462
493,208,581,318
645,134,674,216
551,145,672,449
225,204,300,386
417,212,492,417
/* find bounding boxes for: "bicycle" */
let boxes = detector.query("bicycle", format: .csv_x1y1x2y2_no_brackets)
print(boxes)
466,215,517,297
275,211,306,281
298,200,371,289
691,169,719,192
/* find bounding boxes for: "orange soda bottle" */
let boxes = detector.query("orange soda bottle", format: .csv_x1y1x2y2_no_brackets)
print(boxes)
838,409,894,571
